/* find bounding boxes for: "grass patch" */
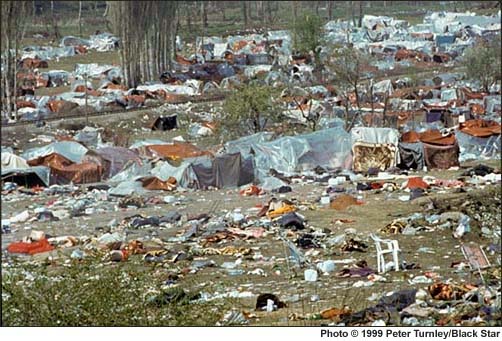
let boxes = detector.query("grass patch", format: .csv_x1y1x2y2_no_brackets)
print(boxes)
2,256,236,326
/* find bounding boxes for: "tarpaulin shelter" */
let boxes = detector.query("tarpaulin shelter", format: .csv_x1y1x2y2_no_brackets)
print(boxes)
27,153,103,184
456,120,501,162
22,141,88,164
93,147,143,179
189,153,254,189
419,130,460,169
149,115,178,131
139,176,176,191
227,127,352,181
1,152,50,187
350,127,400,172
135,142,212,161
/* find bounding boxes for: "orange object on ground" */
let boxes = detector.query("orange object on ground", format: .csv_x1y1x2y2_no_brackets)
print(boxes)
320,307,352,320
140,176,176,191
406,177,429,190
266,204,296,218
239,185,262,196
330,195,363,211
7,238,54,255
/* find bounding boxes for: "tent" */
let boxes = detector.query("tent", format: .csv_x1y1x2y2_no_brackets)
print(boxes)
190,153,254,189
22,141,88,164
456,120,501,162
149,153,254,190
225,128,351,181
94,147,143,178
1,152,50,187
134,142,212,161
28,153,103,184
350,127,400,172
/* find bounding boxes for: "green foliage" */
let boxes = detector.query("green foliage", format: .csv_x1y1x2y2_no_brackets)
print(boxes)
462,38,501,92
1,258,230,326
293,14,323,56
326,47,372,89
222,84,281,136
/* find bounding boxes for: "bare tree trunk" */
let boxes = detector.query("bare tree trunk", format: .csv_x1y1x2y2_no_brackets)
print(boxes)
242,2,248,27
382,95,389,127
79,1,83,36
358,1,364,28
350,1,357,26
293,1,299,19
221,1,226,21
315,1,320,16
327,1,333,20
201,1,208,29
13,23,18,120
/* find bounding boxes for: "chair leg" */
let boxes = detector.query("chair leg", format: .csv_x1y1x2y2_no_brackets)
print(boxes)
393,250,399,271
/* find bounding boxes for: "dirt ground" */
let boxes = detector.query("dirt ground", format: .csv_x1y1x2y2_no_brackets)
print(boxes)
2,157,501,326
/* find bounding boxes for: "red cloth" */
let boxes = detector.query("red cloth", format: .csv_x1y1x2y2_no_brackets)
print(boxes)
7,239,54,255
406,177,429,190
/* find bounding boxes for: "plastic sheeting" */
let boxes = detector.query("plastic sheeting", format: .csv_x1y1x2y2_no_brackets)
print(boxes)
74,64,121,79
398,142,425,170
224,132,275,154
1,152,29,170
1,166,50,187
74,127,103,148
136,82,201,96
456,131,501,162
108,180,147,197
129,139,170,149
94,147,142,178
108,160,152,184
21,46,76,61
150,160,195,188
22,141,88,163
350,127,400,165
243,127,352,181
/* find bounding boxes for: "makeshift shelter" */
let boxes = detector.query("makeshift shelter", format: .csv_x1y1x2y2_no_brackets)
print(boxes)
190,153,254,189
27,153,103,184
350,127,400,172
398,131,425,170
149,115,178,131
149,153,254,190
22,141,88,164
227,127,352,181
419,130,460,169
135,142,212,161
93,147,143,179
1,152,50,187
456,120,501,162
139,176,177,191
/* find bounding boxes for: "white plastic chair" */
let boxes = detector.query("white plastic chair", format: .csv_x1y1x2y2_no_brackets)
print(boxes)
370,233,400,273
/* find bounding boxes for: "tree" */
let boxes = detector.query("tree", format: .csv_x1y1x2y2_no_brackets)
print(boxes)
326,46,372,131
78,1,83,36
107,2,178,88
327,1,334,21
291,95,324,131
222,84,281,137
461,38,501,93
293,14,323,80
242,2,248,28
1,1,30,120
358,1,364,27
